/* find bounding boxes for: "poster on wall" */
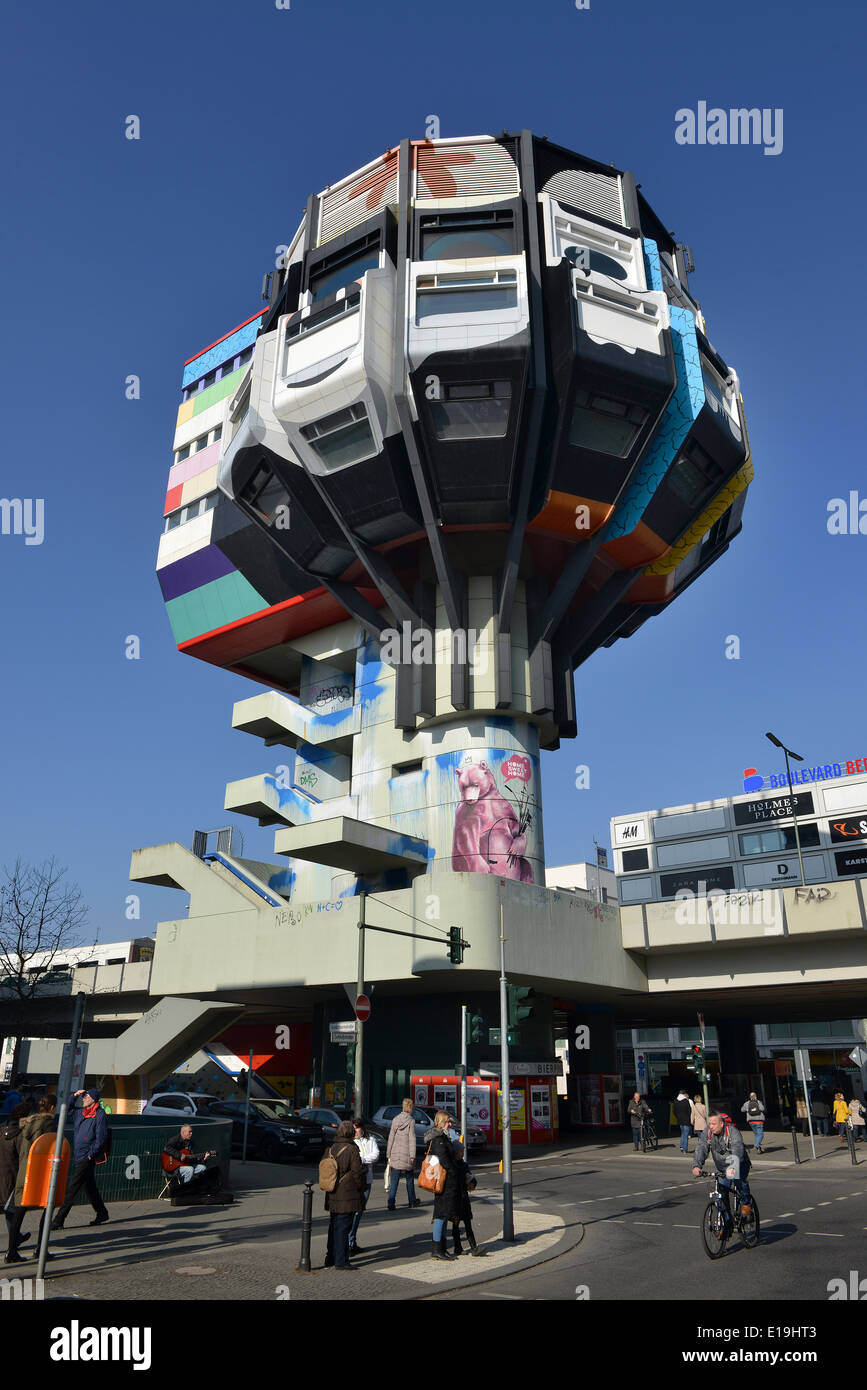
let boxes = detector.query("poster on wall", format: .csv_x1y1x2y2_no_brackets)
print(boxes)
466,1085,491,1130
530,1084,551,1130
578,1074,603,1126
497,1086,527,1129
414,1083,429,1108
433,1084,457,1114
603,1075,622,1126
438,748,543,883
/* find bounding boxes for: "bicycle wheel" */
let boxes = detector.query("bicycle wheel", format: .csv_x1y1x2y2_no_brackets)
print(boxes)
740,1196,760,1249
648,1126,658,1151
701,1200,729,1259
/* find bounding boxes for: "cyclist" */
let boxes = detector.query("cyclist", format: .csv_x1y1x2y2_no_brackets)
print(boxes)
691,1109,753,1216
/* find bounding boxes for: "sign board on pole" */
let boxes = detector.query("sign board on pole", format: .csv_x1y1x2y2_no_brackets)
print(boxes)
355,994,371,1022
59,1041,88,1096
329,1022,356,1044
793,1046,813,1083
849,1044,867,1068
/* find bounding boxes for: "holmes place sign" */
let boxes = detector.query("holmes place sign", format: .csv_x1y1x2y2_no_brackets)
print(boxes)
733,792,814,826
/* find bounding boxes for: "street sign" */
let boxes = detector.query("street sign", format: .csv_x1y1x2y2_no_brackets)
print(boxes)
849,1044,867,1068
355,994,371,1022
59,1040,88,1096
329,1021,356,1044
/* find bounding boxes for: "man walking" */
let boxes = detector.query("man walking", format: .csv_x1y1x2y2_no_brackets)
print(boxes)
673,1089,692,1154
741,1091,766,1153
627,1092,650,1151
51,1088,109,1230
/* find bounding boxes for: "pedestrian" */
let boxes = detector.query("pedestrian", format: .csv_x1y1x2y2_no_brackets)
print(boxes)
323,1119,364,1271
810,1090,830,1137
832,1091,850,1144
0,1077,25,1117
51,1088,110,1230
0,1103,33,1254
427,1110,461,1261
691,1094,707,1135
741,1091,766,1153
795,1095,809,1137
673,1090,692,1154
848,1096,866,1143
5,1094,57,1264
348,1117,379,1256
627,1092,650,1151
386,1098,421,1210
450,1141,486,1257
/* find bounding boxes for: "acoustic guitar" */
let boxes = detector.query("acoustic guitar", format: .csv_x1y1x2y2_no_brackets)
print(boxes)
161,1146,213,1174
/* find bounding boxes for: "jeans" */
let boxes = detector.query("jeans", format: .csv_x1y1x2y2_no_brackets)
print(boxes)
326,1211,355,1268
811,1116,828,1136
432,1216,446,1242
387,1168,416,1205
718,1173,752,1206
178,1164,205,1183
54,1158,108,1224
349,1186,369,1247
6,1204,47,1257
751,1123,764,1149
631,1127,641,1150
679,1124,691,1153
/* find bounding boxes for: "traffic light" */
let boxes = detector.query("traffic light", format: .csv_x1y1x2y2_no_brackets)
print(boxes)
467,1012,484,1044
507,986,536,1028
345,1041,356,1074
448,927,464,964
686,1043,708,1082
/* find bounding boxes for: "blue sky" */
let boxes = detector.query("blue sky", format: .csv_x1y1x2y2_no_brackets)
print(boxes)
1,0,865,943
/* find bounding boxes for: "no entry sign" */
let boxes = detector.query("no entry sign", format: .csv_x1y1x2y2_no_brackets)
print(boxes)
355,994,371,1022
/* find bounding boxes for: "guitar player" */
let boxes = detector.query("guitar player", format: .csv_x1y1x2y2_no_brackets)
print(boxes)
163,1124,223,1193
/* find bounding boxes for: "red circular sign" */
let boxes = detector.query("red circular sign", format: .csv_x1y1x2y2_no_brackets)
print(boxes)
355,994,371,1021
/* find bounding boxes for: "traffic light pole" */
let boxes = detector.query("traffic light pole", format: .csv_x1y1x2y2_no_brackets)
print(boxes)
499,903,515,1242
354,891,365,1118
460,1004,468,1144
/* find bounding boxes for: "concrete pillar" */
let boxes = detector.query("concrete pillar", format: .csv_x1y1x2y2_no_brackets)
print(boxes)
716,1018,758,1075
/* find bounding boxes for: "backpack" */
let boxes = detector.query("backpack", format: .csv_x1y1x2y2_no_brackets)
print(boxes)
318,1143,351,1193
747,1099,761,1116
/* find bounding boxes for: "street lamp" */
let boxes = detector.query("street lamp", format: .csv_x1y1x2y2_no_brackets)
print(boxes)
765,732,806,886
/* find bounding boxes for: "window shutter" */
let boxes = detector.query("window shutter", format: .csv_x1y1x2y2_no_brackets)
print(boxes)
543,169,624,226
317,151,399,246
416,140,520,201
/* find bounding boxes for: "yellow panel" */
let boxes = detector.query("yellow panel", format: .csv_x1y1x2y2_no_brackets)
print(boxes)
181,465,218,506
644,450,754,577
176,398,195,427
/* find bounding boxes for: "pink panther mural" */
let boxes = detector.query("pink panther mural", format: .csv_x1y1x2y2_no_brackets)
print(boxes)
451,757,536,882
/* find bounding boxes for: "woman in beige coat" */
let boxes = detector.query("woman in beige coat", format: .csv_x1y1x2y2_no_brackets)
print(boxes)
690,1095,707,1133
386,1099,421,1211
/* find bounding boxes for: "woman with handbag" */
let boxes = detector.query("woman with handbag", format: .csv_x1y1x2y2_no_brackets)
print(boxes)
420,1110,461,1261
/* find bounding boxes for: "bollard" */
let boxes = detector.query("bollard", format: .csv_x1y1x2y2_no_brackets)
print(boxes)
296,1180,313,1273
846,1124,858,1165
791,1125,801,1164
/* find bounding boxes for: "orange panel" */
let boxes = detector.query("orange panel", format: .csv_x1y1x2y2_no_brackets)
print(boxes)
529,492,613,540
601,521,670,569
21,1134,71,1208
628,573,675,604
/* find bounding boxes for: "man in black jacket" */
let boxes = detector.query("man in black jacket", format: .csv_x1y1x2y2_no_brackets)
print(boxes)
627,1092,650,1151
673,1090,693,1154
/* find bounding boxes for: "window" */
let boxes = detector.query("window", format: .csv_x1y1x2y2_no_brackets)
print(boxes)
164,492,220,531
309,233,380,303
200,370,217,391
430,381,511,440
392,760,423,776
416,269,518,322
240,467,290,525
569,390,647,457
238,346,253,368
300,402,376,470
285,293,360,350
212,424,223,444
739,825,820,856
176,444,191,463
621,847,649,872
665,441,723,507
230,379,252,441
420,209,516,261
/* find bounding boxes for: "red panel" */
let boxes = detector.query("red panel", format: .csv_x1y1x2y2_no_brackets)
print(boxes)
178,584,386,667
221,1022,312,1075
164,485,183,516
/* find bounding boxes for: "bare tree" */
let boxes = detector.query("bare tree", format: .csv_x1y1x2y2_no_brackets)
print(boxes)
0,858,89,1076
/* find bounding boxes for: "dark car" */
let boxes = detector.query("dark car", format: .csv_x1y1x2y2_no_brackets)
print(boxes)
294,1107,353,1145
209,1099,325,1163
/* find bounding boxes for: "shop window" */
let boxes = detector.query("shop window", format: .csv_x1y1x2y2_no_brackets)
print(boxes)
430,381,511,440
739,824,820,856
621,847,649,872
300,402,376,470
569,389,647,458
419,209,516,261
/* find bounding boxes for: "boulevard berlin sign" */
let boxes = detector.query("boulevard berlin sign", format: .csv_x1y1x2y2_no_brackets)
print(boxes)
742,757,867,794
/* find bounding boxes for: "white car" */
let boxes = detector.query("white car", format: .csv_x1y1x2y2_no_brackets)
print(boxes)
141,1091,219,1118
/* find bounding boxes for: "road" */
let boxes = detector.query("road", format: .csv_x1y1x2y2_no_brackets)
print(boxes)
424,1142,867,1301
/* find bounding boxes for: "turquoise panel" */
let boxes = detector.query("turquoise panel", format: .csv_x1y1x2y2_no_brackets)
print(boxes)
165,571,268,644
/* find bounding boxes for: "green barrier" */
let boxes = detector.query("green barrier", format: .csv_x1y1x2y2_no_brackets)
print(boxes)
59,1116,232,1204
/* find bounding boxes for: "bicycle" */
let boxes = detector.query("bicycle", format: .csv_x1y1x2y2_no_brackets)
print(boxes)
696,1169,760,1258
640,1114,658,1152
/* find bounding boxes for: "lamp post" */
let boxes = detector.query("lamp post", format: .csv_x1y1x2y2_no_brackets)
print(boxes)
765,732,806,887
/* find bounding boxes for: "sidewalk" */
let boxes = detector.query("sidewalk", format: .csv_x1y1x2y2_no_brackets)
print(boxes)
30,1160,582,1302
477,1128,867,1168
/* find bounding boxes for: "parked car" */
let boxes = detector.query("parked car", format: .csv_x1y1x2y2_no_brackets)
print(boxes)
369,1104,467,1152
208,1099,325,1163
419,1108,487,1152
142,1092,219,1118
295,1107,352,1146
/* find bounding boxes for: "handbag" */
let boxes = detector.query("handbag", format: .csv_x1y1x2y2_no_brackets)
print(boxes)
383,1162,391,1192
418,1143,447,1195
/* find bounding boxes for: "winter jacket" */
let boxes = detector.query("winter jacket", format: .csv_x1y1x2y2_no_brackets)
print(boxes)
0,1119,22,1206
323,1139,364,1214
453,1155,475,1224
741,1098,766,1127
428,1129,461,1222
354,1133,379,1188
693,1118,750,1180
15,1113,55,1205
164,1132,209,1165
690,1101,707,1132
72,1102,108,1164
833,1097,850,1124
848,1099,865,1128
386,1111,416,1171
0,1090,21,1116
810,1095,830,1119
627,1098,650,1129
673,1096,692,1126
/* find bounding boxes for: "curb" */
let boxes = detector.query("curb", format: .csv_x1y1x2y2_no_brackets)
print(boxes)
403,1215,586,1300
